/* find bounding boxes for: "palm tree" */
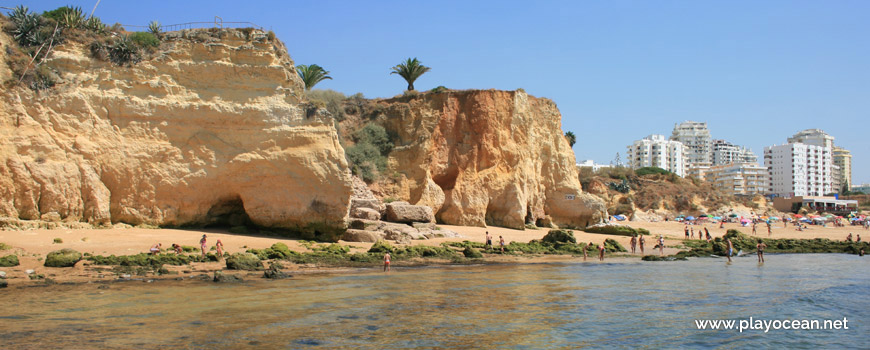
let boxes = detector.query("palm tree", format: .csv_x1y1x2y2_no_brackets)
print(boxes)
296,64,332,90
390,57,430,91
565,131,576,147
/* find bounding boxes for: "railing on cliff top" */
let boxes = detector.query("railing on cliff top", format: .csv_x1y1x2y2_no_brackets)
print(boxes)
121,17,264,32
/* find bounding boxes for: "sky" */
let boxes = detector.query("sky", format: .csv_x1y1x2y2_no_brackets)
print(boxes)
8,0,870,186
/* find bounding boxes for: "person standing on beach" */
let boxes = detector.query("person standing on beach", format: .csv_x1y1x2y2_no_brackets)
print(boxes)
598,243,605,261
499,236,505,253
485,231,492,251
658,235,665,256
639,235,645,255
384,252,391,272
690,227,695,239
630,235,637,254
757,239,767,263
725,238,733,263
150,243,162,255
685,226,690,239
752,223,757,235
582,242,589,260
767,223,772,237
199,234,207,259
215,239,224,258
719,220,725,229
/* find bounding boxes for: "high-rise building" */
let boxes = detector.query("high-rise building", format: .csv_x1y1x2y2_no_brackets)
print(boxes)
764,143,832,197
670,121,712,168
788,129,834,149
626,135,686,176
705,163,769,196
711,139,758,166
832,146,852,190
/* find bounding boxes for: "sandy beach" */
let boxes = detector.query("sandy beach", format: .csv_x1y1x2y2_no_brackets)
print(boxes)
0,220,866,288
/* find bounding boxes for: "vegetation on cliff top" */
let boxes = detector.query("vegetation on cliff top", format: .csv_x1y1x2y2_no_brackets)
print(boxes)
390,57,431,91
296,64,332,90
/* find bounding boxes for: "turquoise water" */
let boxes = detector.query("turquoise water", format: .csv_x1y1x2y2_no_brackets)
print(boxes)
1,254,867,349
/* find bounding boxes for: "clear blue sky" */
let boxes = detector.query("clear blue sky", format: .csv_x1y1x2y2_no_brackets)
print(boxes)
9,0,870,186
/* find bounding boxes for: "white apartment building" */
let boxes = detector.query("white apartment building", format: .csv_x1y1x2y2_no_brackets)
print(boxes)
711,139,758,166
788,129,834,149
764,143,832,197
670,121,712,168
705,163,769,196
576,160,612,173
627,134,686,177
833,146,852,189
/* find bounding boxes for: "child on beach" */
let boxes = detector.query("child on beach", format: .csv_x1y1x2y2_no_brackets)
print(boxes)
499,236,505,253
383,252,391,272
200,234,207,258
150,243,162,255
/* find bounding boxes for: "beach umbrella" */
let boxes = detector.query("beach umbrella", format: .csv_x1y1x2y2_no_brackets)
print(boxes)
686,216,695,221
712,216,722,220
677,214,686,218
794,214,803,218
699,214,710,217
729,214,738,218
740,218,751,223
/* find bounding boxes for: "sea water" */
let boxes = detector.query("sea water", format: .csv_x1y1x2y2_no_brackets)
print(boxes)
0,254,867,349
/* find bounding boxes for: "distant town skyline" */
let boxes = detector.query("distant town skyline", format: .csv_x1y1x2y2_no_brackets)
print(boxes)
10,0,869,184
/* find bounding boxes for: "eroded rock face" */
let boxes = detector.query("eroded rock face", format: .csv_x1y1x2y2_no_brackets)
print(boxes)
372,90,606,229
384,202,435,224
0,29,352,236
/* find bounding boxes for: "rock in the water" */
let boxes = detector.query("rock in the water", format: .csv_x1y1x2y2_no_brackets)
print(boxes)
44,249,82,267
341,229,384,243
213,271,244,283
384,203,434,224
0,255,19,267
0,271,6,278
225,253,263,271
351,208,381,221
263,267,291,279
463,246,483,258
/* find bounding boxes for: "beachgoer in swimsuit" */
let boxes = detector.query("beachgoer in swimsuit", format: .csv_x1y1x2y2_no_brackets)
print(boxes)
847,233,853,242
757,239,766,263
485,231,492,250
725,238,733,263
384,252,391,272
150,243,162,255
200,234,207,258
499,236,505,253
857,234,861,243
630,235,637,254
658,235,665,256
172,243,182,254
719,221,725,229
685,226,690,239
598,243,605,261
767,224,772,236
639,235,645,255
752,223,757,235
215,239,224,258
690,227,695,239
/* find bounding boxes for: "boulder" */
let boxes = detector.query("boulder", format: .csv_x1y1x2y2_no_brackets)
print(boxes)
351,208,381,221
0,279,6,288
384,203,434,224
263,266,291,279
213,271,244,283
350,199,385,215
542,229,577,244
44,249,82,267
341,229,384,243
382,223,425,240
463,246,483,258
0,255,19,267
225,253,263,271
348,219,384,231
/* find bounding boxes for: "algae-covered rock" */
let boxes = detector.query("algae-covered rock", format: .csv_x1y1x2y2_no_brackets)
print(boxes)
0,279,7,288
213,271,244,283
0,255,19,267
44,249,82,267
542,229,577,244
368,240,394,253
263,265,291,279
225,253,263,270
585,224,650,236
463,246,483,258
603,238,627,253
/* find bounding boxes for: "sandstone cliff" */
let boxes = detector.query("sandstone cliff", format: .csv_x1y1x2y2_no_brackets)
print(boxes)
0,28,352,239
347,90,606,229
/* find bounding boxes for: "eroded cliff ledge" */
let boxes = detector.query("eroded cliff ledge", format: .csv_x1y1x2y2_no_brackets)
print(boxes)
0,28,353,239
350,89,607,229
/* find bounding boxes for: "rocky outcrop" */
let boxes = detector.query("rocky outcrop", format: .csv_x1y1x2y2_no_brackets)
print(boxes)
384,201,435,224
0,28,352,238
367,90,606,229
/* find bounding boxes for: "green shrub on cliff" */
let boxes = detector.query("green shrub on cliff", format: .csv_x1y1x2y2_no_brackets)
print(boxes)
130,31,160,49
347,123,393,182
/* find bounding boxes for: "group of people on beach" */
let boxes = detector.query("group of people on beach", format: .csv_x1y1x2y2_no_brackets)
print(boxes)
149,234,223,259
724,237,767,263
484,231,505,253
684,226,713,241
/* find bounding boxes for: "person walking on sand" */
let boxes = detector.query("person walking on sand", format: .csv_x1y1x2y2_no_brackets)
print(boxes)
725,238,733,263
658,235,665,256
215,239,224,258
199,234,208,258
719,220,725,229
690,227,695,239
630,235,637,254
598,243,605,261
150,243,162,255
639,235,645,255
752,223,757,235
499,236,505,253
384,252,391,272
767,223,772,237
685,226,690,239
757,239,767,263
485,231,493,251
